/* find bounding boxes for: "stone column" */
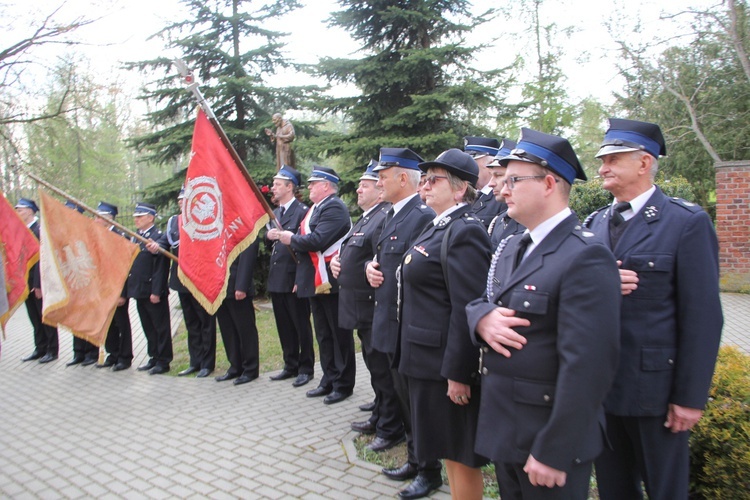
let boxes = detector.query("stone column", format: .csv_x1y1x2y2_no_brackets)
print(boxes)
715,161,750,291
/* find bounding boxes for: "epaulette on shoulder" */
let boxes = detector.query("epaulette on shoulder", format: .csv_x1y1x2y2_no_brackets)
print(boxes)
572,223,598,243
582,205,609,228
668,197,702,213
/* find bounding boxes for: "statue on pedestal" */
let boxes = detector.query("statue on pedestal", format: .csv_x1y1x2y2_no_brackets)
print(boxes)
265,113,296,171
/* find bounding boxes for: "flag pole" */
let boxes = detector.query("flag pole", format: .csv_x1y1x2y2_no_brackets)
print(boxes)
173,59,297,262
25,172,178,263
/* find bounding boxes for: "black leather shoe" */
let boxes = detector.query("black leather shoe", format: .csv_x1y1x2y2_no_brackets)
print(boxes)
233,374,258,386
367,435,405,452
149,365,170,375
383,463,418,481
81,358,97,367
137,359,156,371
359,401,376,412
292,373,312,387
39,354,58,364
178,366,199,377
398,474,442,499
96,359,115,368
66,356,84,366
22,350,42,362
351,420,376,434
324,390,352,405
215,372,239,382
112,362,130,372
270,369,297,381
196,368,212,378
306,386,332,397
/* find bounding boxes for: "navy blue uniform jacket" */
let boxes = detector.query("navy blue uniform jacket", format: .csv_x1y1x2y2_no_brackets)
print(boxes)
466,214,621,471
398,206,490,384
584,186,723,415
290,194,351,299
337,202,390,330
128,225,169,299
371,195,434,355
267,199,308,294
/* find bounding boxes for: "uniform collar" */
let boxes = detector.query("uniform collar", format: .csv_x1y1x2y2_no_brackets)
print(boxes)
613,184,656,222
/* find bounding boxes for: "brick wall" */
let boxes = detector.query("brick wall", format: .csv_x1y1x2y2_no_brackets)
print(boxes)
715,161,750,291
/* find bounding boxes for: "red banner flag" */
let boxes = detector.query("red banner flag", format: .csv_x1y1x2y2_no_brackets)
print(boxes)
0,192,40,334
38,190,139,346
178,109,269,314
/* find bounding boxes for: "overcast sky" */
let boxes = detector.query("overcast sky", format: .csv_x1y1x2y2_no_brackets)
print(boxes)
4,0,710,110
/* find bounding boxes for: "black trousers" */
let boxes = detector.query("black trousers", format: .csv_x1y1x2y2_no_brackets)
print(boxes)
179,292,216,371
216,296,259,377
72,336,98,360
595,414,690,500
388,352,442,477
309,294,355,393
495,459,592,500
360,335,403,440
270,291,314,375
25,294,58,356
135,297,172,367
104,302,133,364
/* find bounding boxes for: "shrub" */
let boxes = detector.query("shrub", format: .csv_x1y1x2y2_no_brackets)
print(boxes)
689,346,750,499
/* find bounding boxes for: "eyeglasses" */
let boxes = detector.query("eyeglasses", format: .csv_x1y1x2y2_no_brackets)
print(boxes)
502,175,548,190
424,175,449,186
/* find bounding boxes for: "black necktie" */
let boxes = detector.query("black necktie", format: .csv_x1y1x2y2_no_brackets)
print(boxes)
609,201,632,248
513,233,532,271
279,206,286,218
610,201,631,227
385,208,395,227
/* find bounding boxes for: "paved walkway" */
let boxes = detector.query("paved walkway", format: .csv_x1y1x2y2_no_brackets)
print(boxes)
0,293,747,499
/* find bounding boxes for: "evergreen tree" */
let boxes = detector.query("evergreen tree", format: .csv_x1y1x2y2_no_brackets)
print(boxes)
308,0,510,171
126,0,318,205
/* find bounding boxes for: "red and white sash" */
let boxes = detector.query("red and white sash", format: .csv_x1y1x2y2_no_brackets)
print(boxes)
299,204,348,294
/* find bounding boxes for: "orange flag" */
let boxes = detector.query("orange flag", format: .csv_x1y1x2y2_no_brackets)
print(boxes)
38,190,138,346
0,192,40,334
178,109,269,314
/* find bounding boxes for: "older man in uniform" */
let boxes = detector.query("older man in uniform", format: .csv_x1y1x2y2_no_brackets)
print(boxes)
93,202,133,371
268,166,354,404
129,202,172,375
266,165,315,388
365,148,441,498
17,198,59,364
584,119,723,500
465,136,504,228
330,161,398,446
467,128,621,498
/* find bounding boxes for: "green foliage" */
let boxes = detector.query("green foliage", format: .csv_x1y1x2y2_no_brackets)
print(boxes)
22,58,165,216
613,0,750,207
127,0,322,205
689,346,750,499
309,0,511,170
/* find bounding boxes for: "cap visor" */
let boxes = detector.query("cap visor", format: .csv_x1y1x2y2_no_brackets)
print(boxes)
595,145,639,158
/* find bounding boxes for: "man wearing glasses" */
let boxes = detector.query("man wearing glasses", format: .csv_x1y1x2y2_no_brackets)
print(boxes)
467,128,621,498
